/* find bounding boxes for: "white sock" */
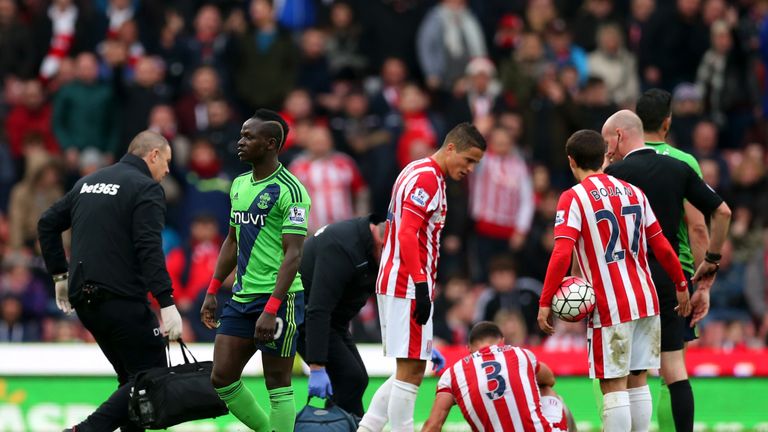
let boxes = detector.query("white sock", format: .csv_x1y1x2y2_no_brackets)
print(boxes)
603,391,631,432
357,376,394,432
628,385,653,432
540,395,565,426
388,379,419,432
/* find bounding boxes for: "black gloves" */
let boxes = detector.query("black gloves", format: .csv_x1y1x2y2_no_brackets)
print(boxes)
413,282,432,325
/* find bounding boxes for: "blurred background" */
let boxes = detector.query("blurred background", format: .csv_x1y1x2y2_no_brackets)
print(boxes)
1,0,768,430
0,0,765,353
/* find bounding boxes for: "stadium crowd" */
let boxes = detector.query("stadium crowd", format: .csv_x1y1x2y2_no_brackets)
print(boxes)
0,0,766,351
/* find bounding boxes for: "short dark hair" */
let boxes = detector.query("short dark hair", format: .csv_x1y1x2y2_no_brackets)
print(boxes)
469,321,504,345
488,255,517,274
192,213,218,225
252,109,290,150
636,89,672,132
444,122,487,152
585,76,605,89
191,135,214,147
445,272,470,284
566,129,606,171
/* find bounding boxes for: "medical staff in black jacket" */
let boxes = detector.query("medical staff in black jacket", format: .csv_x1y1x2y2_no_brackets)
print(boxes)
38,131,183,432
298,215,446,417
296,215,385,417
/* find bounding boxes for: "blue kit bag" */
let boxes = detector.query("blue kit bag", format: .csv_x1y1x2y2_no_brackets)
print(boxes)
294,397,358,432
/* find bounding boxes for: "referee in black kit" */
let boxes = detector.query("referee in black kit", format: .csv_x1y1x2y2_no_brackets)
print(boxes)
601,111,731,432
38,131,184,432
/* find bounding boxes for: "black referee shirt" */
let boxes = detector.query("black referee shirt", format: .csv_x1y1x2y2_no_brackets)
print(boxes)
300,215,381,365
605,148,723,258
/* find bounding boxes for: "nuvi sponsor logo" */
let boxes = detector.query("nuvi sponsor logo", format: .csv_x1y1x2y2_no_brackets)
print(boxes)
80,182,120,195
232,211,267,226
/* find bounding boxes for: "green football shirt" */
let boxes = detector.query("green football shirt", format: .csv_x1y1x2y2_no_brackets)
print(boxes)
646,141,703,275
228,164,310,302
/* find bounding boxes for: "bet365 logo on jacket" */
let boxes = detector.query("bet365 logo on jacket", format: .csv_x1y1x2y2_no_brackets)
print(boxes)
80,182,121,195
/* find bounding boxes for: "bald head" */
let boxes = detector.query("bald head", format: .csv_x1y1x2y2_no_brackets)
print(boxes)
127,131,172,182
602,110,645,163
128,130,170,157
604,110,644,138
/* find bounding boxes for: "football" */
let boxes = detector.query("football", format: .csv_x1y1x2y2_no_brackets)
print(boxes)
551,276,596,322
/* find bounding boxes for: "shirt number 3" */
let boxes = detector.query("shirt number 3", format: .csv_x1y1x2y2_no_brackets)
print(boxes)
481,360,507,400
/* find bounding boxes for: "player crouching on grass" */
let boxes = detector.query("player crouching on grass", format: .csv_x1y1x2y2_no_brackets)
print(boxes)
422,322,576,432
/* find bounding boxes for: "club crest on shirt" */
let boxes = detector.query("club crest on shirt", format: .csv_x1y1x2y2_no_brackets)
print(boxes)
410,187,430,207
257,192,271,209
555,210,565,226
288,206,306,224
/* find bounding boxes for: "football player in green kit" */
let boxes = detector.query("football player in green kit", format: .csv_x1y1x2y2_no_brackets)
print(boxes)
636,89,711,432
201,109,311,432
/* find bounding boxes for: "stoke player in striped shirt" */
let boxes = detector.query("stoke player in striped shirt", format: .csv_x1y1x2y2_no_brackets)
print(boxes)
288,126,369,234
422,322,575,432
537,130,691,432
357,123,486,432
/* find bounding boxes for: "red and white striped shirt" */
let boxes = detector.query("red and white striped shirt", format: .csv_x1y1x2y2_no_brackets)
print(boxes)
437,344,553,432
288,152,366,233
554,173,661,328
376,157,446,299
469,150,534,238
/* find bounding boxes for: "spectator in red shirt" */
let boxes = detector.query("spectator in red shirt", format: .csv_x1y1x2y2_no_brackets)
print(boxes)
289,125,369,234
279,88,315,150
167,213,221,308
469,127,534,282
6,79,59,163
394,83,441,169
166,213,221,340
